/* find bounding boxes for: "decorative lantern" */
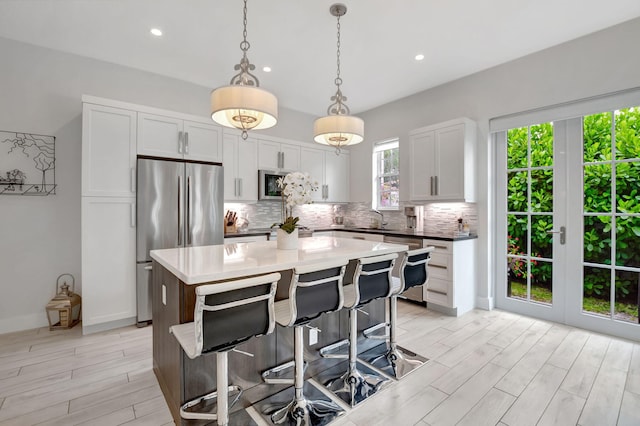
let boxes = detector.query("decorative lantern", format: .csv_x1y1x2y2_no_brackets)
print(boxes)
45,273,81,330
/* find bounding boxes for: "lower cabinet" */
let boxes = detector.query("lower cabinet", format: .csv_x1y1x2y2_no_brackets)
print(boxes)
333,231,384,242
423,238,476,316
81,196,137,332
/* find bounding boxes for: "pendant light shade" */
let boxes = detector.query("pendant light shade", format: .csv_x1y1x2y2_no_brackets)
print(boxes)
314,3,363,153
211,85,278,131
211,0,277,139
313,114,364,146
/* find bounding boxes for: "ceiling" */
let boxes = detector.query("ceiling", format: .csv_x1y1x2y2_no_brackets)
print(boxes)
1,0,640,116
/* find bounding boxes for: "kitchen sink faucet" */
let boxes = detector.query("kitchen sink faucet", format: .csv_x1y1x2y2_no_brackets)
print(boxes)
371,209,388,229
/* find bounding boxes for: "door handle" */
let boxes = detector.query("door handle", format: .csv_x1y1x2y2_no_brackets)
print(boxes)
177,176,182,246
144,265,153,271
546,226,566,245
239,178,243,197
186,176,192,245
325,184,329,200
435,175,438,196
430,176,434,196
184,132,189,154
178,131,183,154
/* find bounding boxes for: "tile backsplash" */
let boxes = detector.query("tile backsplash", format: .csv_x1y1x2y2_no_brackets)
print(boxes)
224,201,477,234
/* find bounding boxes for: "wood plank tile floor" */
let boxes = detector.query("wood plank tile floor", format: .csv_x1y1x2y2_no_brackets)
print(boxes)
1,302,638,425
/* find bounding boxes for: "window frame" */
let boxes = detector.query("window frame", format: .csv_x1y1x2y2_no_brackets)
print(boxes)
372,138,400,211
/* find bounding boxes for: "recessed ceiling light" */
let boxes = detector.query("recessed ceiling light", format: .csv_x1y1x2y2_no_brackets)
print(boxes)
263,66,272,72
415,54,425,61
150,28,163,37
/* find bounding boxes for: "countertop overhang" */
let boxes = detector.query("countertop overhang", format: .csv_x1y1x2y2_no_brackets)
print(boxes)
150,236,408,285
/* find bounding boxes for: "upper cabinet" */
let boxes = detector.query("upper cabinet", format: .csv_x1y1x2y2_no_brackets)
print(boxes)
137,112,223,163
258,138,300,171
409,118,476,202
223,131,258,202
82,103,137,197
299,146,350,203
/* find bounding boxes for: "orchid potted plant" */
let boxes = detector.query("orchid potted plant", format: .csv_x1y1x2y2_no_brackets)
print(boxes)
272,172,319,238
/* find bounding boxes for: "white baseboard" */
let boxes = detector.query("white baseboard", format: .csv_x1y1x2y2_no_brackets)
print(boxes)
0,312,49,334
476,296,495,310
82,317,136,335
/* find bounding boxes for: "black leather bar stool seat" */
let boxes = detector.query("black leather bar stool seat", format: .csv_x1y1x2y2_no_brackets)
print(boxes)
170,273,280,426
321,252,396,407
260,259,348,426
363,247,434,379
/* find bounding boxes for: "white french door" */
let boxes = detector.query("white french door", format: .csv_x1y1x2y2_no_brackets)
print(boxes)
496,106,640,341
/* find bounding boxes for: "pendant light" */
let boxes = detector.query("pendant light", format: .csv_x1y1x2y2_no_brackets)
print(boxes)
211,0,278,139
314,3,364,153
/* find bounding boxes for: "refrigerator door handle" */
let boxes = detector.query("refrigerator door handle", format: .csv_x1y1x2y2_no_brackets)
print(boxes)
177,175,182,246
187,176,192,245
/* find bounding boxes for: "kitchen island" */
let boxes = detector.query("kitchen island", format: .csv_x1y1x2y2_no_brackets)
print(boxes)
150,236,408,424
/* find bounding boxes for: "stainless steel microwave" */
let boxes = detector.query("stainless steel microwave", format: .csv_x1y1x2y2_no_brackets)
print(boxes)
258,170,287,200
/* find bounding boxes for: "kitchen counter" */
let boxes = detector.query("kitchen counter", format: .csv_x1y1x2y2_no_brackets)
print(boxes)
151,236,408,285
315,227,478,241
224,226,477,241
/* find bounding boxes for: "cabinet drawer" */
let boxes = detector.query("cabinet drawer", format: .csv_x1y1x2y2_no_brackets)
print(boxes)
429,253,452,280
424,239,453,255
427,277,449,294
426,289,452,308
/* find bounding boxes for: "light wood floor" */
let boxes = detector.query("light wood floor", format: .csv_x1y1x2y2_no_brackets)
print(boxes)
1,303,638,425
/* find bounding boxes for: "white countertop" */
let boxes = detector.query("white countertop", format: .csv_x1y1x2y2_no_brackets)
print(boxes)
150,236,409,285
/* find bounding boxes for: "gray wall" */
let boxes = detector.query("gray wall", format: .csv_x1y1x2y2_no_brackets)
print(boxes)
352,17,640,308
0,37,316,333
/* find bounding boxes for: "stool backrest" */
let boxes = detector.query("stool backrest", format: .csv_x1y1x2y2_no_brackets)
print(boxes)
194,273,279,355
353,253,397,307
400,247,434,292
284,259,348,326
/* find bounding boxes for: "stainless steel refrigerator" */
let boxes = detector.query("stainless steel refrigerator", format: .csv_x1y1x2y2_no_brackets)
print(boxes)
136,157,224,326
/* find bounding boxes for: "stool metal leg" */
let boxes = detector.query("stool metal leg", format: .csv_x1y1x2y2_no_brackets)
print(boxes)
322,309,389,407
262,326,345,425
361,295,428,379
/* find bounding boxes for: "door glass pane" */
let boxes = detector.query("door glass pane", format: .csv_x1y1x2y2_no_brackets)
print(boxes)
508,215,528,256
584,216,611,264
530,123,554,167
615,107,640,161
614,269,639,324
584,112,612,163
531,215,553,259
616,161,640,213
531,260,553,305
507,257,527,300
507,127,528,169
531,170,553,212
583,266,611,317
583,163,611,213
508,171,528,212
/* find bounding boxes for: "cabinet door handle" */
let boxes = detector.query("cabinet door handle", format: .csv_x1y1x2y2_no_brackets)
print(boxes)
184,132,189,154
435,175,439,195
130,202,136,228
281,151,285,169
325,184,329,200
130,168,136,193
430,264,447,270
239,178,243,197
144,265,153,271
178,131,183,154
430,176,434,195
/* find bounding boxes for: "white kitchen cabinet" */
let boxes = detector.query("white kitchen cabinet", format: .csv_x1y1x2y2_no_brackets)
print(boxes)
137,112,223,163
299,146,350,203
223,131,258,202
224,235,268,243
81,197,137,331
333,231,384,242
81,103,137,197
409,118,476,202
423,238,476,316
258,138,300,171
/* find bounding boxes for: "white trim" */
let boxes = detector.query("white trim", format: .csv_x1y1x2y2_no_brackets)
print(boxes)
0,312,49,334
489,87,640,132
475,296,494,310
82,317,136,335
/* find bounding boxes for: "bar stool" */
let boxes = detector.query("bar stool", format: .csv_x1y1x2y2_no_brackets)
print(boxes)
260,259,348,425
320,253,397,407
363,247,434,379
170,272,280,426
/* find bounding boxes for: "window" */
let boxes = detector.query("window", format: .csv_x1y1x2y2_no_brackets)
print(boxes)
372,139,399,209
